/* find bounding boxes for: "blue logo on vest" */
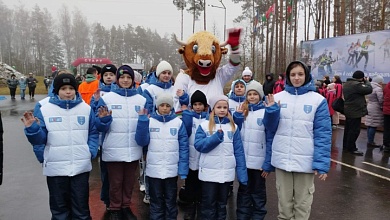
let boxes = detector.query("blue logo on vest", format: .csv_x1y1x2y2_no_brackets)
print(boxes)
304,105,312,114
170,128,177,136
135,105,141,113
281,103,287,108
227,131,233,140
49,117,62,123
257,118,263,126
150,128,160,132
111,105,122,109
77,116,86,125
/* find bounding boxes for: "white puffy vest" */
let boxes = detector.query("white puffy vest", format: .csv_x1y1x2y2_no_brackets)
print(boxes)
241,109,266,169
101,92,146,162
271,91,324,173
188,117,206,170
198,121,237,183
41,102,92,177
146,117,183,179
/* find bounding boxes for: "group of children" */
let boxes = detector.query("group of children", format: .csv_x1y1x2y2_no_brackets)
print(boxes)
21,60,331,220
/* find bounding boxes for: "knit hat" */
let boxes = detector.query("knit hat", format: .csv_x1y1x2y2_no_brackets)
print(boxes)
53,73,78,95
100,64,117,83
352,70,365,79
230,79,246,94
155,93,174,109
156,60,173,78
372,75,384,84
191,90,208,107
245,81,264,99
116,65,135,83
134,71,143,84
242,67,253,77
209,95,228,110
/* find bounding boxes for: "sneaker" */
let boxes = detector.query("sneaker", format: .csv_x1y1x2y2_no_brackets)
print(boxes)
139,183,145,192
367,142,381,148
122,207,137,220
143,195,150,204
350,150,364,156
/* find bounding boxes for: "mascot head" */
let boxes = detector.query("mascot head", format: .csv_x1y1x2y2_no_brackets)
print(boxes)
175,31,228,84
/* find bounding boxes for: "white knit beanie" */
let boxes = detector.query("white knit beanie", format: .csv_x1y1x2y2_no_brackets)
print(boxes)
242,67,253,77
372,75,384,84
155,93,174,109
208,95,229,110
245,81,264,99
134,71,143,83
156,60,173,78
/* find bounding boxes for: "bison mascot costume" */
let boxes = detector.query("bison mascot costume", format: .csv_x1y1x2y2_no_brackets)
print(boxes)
173,28,242,103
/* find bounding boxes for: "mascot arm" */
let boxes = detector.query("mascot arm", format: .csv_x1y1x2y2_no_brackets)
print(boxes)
227,28,241,66
217,63,241,87
173,71,190,110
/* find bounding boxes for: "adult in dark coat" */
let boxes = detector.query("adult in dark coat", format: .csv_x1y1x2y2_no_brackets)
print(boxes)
263,73,275,95
342,70,373,156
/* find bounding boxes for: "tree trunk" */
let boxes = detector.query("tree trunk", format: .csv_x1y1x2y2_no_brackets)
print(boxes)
340,0,345,35
293,0,298,60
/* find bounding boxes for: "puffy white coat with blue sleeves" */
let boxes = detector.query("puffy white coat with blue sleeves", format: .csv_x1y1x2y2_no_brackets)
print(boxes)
135,112,189,179
95,86,146,162
194,116,248,184
24,94,99,177
271,81,331,174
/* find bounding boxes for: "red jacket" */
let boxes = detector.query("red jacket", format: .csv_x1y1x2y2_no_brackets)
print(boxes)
383,82,390,115
326,90,336,116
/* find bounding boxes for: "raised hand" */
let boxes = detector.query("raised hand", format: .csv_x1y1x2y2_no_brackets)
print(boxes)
176,89,184,97
226,28,242,48
235,104,246,115
98,106,112,118
264,94,280,107
21,111,39,127
93,88,101,101
138,108,148,116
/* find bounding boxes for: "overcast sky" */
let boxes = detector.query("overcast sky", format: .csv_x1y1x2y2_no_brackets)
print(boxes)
3,0,247,40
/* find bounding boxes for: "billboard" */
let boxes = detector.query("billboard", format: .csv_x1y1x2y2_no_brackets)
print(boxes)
300,30,390,83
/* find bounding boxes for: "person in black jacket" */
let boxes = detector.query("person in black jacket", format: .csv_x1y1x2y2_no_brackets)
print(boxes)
342,70,373,156
263,73,275,96
26,73,38,99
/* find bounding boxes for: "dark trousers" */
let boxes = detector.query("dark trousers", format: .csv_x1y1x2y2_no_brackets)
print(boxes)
384,114,390,148
200,181,231,220
46,172,91,220
9,88,16,98
343,117,362,152
106,161,138,210
185,169,202,203
236,169,267,220
28,86,36,97
148,176,178,220
99,151,109,207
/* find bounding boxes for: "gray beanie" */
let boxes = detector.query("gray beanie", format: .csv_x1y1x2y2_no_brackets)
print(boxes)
155,93,174,109
372,75,384,84
246,81,264,98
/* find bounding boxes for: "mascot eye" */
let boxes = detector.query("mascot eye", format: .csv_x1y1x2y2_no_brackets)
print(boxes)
192,45,198,53
211,45,216,53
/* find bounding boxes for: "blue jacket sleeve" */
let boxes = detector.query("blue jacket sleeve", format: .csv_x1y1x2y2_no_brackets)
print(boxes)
233,111,244,131
143,89,154,114
32,101,45,163
136,86,143,94
179,93,189,106
312,99,331,174
87,109,99,159
178,123,189,178
194,125,223,153
262,128,276,172
263,103,280,133
90,96,99,113
233,129,248,185
135,115,150,146
24,109,47,146
181,110,193,137
94,98,112,132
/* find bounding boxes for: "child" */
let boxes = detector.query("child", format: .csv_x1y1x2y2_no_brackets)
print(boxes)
181,90,208,219
228,79,246,114
233,81,280,220
271,61,331,220
19,76,27,100
194,95,248,220
78,67,99,105
143,61,184,113
21,73,99,219
135,93,189,220
91,64,117,211
95,65,146,220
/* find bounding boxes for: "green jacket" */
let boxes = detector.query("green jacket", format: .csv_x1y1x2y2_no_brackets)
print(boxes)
343,78,373,118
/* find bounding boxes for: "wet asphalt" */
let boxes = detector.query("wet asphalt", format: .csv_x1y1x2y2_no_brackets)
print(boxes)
0,94,389,220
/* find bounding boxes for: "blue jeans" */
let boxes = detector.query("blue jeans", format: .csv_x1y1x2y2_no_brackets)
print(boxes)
367,126,377,144
46,172,91,220
148,176,178,220
20,89,25,99
201,181,231,220
236,169,267,220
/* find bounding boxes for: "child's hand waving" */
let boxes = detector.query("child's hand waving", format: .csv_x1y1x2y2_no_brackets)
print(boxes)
98,106,112,118
235,104,246,115
21,111,39,127
264,94,280,107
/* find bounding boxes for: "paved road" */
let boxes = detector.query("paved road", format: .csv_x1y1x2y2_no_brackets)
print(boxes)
0,95,389,220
